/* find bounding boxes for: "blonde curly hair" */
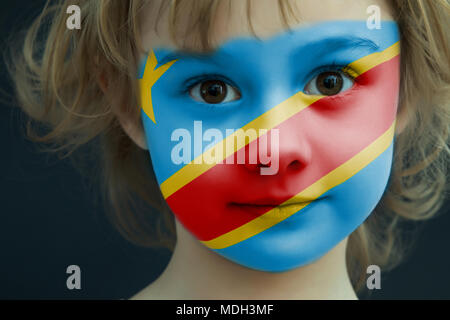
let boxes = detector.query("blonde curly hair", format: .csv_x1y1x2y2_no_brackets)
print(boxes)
6,0,450,292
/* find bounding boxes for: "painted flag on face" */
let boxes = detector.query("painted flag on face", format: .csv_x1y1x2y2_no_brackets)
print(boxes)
139,21,400,271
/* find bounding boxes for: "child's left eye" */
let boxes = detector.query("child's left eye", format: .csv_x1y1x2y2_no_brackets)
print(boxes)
189,80,241,104
304,70,355,96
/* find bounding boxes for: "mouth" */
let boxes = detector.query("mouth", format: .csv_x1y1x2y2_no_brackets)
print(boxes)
229,198,317,220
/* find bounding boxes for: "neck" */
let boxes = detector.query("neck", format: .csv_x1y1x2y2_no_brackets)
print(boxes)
133,220,358,300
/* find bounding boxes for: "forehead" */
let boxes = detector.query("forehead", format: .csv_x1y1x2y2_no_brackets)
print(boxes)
139,0,393,52
150,21,399,76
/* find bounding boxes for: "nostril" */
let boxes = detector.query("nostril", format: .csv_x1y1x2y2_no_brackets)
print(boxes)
258,161,271,168
288,160,303,171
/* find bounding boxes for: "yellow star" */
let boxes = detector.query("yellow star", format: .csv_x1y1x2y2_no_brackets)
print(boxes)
139,50,177,124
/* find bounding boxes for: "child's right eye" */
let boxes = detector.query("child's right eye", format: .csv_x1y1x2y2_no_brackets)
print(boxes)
189,80,241,104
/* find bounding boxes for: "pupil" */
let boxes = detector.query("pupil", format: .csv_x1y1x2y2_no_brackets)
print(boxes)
200,80,227,103
317,72,343,95
323,75,338,88
208,83,223,96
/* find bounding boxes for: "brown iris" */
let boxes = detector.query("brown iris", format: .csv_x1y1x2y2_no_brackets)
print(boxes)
200,80,227,104
316,71,344,96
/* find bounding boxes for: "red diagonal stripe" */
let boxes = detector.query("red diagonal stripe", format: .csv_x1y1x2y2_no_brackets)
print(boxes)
167,55,400,241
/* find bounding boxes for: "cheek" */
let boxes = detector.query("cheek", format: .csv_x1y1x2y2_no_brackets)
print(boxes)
306,53,400,175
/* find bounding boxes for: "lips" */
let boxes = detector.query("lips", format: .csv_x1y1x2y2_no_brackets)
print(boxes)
230,195,318,207
229,196,319,220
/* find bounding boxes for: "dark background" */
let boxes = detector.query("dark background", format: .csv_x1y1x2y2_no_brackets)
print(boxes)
0,1,449,300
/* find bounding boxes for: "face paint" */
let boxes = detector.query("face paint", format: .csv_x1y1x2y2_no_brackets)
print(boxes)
138,20,400,272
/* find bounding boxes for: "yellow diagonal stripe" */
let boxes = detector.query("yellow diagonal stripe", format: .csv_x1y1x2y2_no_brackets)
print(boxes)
161,92,320,198
161,42,400,199
201,121,396,250
343,42,400,75
139,50,177,124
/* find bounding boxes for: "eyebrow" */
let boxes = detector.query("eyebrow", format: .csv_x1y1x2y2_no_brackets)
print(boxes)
155,35,381,66
298,36,381,62
315,36,380,52
156,51,210,66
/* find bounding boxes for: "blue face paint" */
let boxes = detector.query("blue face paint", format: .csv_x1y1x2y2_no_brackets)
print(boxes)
138,20,401,272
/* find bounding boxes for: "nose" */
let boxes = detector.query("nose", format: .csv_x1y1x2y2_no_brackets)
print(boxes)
277,128,312,175
243,126,312,176
243,78,312,176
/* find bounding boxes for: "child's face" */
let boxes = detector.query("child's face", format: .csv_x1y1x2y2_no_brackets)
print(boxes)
137,0,400,271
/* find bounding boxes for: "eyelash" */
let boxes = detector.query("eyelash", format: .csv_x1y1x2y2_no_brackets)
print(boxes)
182,63,359,97
307,62,359,83
183,74,238,95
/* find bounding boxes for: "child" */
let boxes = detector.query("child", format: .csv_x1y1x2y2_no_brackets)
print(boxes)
8,0,450,299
